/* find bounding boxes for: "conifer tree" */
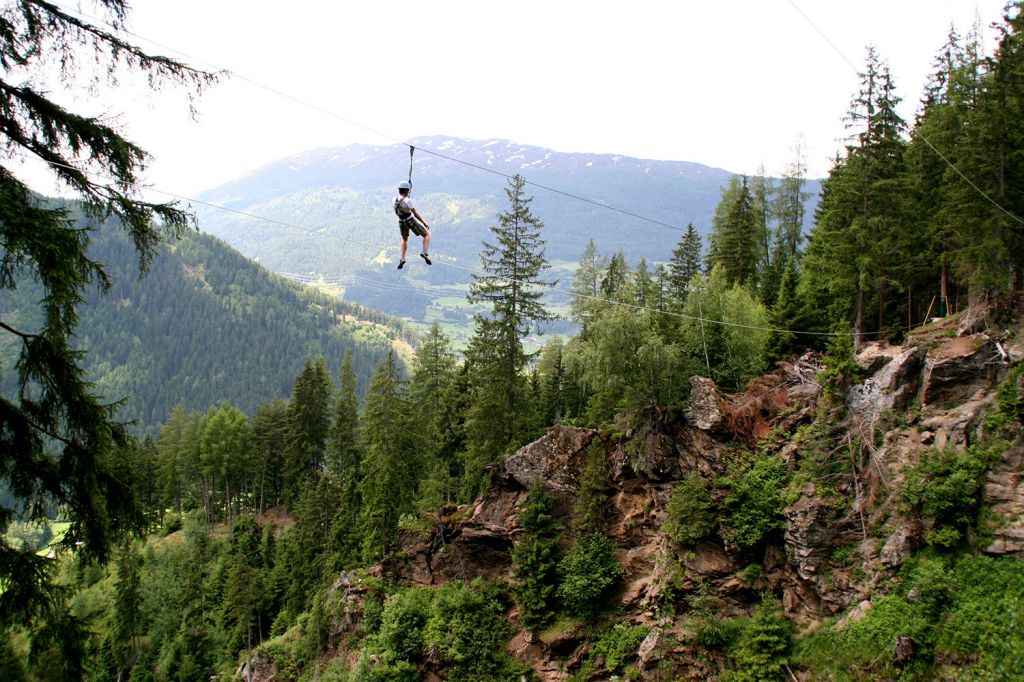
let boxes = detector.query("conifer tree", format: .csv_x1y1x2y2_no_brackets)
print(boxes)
667,223,704,307
570,239,607,333
408,324,459,510
708,175,760,287
463,174,552,494
111,542,144,679
327,351,361,479
251,399,290,513
358,351,416,561
0,0,214,624
803,47,909,344
283,358,332,507
510,480,561,632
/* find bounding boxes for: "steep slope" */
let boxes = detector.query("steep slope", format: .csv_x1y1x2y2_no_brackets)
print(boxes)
257,308,1024,680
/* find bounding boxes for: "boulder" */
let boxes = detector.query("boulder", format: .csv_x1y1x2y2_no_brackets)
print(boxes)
685,376,725,431
504,425,599,493
848,346,922,422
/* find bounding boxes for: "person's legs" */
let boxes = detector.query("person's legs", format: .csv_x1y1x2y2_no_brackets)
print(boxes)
421,231,430,255
398,236,409,268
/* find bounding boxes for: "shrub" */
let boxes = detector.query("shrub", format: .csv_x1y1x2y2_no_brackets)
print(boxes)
590,622,649,675
723,595,793,682
558,531,624,620
663,472,714,546
719,453,789,550
902,444,999,549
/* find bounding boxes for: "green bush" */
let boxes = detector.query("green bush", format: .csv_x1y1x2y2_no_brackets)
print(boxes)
663,472,714,546
902,443,998,548
558,531,624,620
358,581,529,682
375,589,431,661
590,622,649,675
719,453,789,550
794,555,1024,680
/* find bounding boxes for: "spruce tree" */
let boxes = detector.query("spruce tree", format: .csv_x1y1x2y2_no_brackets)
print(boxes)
283,358,332,507
510,480,561,632
667,223,704,307
708,175,760,287
569,239,607,333
358,351,416,561
463,174,552,495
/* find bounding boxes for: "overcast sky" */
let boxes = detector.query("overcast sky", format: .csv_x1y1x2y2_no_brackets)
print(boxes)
27,0,1012,196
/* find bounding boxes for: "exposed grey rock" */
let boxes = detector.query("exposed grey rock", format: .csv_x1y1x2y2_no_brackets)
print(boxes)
504,425,598,493
685,376,724,431
985,443,1024,555
637,627,667,669
848,345,921,422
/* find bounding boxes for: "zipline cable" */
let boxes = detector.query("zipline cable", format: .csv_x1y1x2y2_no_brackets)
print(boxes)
48,0,690,234
23,152,876,338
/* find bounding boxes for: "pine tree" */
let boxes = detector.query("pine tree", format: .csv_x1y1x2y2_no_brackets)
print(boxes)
111,542,145,679
327,351,361,479
463,174,552,495
708,175,759,287
408,324,459,511
803,47,909,344
0,0,214,624
944,7,1024,295
570,239,607,333
251,399,289,513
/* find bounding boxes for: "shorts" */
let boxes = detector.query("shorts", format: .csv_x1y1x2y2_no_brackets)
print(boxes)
399,217,428,240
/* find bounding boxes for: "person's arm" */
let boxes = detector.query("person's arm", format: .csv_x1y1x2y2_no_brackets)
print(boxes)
412,207,429,228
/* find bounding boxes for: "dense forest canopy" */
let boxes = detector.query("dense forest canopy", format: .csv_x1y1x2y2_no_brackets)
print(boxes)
3,1,1024,680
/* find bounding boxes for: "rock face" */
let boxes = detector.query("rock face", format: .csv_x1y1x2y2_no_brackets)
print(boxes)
986,443,1024,555
849,343,922,422
921,335,996,407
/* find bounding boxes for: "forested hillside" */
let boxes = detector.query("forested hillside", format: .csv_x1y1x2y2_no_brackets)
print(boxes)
2,207,414,434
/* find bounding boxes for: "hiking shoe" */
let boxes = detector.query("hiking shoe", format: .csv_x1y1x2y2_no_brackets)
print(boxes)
397,259,406,269
420,253,432,265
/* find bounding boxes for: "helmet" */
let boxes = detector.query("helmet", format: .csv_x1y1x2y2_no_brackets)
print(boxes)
398,181,411,190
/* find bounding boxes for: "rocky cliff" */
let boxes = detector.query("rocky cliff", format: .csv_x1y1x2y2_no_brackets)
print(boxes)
253,311,1024,680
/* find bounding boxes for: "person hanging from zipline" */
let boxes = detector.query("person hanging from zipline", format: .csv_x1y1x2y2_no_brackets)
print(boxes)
394,180,431,269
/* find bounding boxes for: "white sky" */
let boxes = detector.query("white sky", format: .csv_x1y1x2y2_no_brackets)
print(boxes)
24,0,1012,196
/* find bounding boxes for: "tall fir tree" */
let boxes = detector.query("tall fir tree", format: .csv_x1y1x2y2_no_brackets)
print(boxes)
708,175,760,287
0,0,214,625
463,174,552,496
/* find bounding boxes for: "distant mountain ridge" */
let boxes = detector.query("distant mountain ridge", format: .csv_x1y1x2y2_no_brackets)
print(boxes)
192,136,820,319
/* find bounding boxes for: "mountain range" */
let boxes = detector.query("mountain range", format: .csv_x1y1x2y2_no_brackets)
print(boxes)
192,137,821,322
